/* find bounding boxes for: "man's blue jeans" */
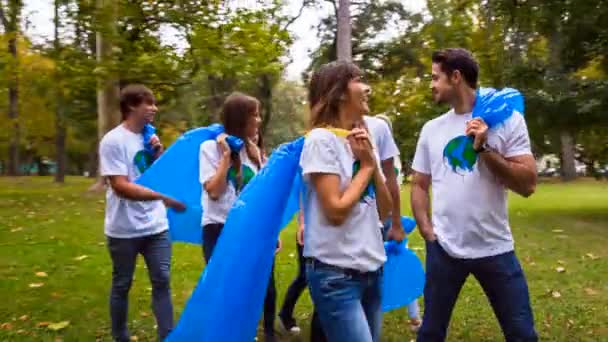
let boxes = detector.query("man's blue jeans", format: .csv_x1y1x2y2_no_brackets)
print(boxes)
418,240,538,342
107,230,173,341
306,259,383,342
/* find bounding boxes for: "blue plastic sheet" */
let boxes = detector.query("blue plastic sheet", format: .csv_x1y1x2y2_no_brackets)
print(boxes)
138,125,426,340
401,216,417,234
166,138,305,342
136,124,225,243
385,215,417,235
444,87,525,173
382,240,425,312
473,87,525,128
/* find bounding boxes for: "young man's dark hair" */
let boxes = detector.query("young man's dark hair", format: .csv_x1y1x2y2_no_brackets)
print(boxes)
431,48,479,89
119,84,156,120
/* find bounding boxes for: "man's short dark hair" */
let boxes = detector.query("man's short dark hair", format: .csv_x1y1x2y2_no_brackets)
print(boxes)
432,48,479,89
119,84,155,120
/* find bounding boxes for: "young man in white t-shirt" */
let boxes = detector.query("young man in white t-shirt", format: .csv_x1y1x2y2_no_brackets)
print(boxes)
99,84,185,342
411,49,538,341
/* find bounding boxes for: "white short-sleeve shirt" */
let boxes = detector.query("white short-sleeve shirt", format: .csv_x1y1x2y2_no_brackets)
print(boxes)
99,124,169,238
300,128,386,272
412,110,532,259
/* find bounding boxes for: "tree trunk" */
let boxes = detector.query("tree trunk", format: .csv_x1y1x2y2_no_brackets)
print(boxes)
91,0,119,191
257,74,273,132
7,29,19,176
336,0,352,61
1,0,22,176
54,0,67,183
559,130,577,181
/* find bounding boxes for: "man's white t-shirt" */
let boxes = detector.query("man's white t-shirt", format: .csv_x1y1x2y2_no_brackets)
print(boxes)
99,124,169,238
412,110,532,259
300,128,386,272
199,141,260,226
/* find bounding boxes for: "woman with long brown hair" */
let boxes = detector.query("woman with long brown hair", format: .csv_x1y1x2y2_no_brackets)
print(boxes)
299,61,392,342
198,92,280,341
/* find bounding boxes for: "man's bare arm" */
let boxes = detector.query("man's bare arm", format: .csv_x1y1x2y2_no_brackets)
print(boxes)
480,152,537,197
410,171,435,241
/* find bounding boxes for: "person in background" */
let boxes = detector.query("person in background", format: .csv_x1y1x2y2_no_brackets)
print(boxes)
99,84,186,342
198,92,281,341
374,114,422,332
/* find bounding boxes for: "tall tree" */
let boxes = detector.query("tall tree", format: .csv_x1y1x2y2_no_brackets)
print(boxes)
336,0,351,61
91,0,119,188
53,0,66,183
0,0,22,176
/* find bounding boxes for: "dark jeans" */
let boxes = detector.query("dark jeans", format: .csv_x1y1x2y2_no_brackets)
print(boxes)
202,223,277,336
107,230,173,342
418,240,538,342
278,239,326,342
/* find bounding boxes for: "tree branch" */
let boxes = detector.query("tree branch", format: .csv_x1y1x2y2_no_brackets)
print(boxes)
281,0,310,31
0,2,9,30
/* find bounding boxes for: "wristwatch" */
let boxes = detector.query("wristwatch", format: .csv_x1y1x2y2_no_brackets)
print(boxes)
474,141,493,153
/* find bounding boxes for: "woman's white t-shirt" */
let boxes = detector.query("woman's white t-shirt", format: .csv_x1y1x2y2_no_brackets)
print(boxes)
199,141,260,226
300,128,386,272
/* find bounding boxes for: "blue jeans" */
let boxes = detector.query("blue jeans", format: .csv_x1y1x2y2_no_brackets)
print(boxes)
418,240,537,342
107,230,173,341
306,259,383,342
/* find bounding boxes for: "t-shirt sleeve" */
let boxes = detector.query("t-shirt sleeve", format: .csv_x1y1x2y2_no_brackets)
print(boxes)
375,120,400,161
411,123,431,175
99,137,128,177
199,140,221,184
504,112,533,158
300,130,341,177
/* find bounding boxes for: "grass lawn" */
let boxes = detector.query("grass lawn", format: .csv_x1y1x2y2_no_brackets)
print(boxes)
1,177,607,341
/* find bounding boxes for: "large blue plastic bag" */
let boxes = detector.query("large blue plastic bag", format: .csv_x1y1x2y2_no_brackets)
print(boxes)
165,138,305,342
136,124,225,243
381,240,425,312
473,87,525,128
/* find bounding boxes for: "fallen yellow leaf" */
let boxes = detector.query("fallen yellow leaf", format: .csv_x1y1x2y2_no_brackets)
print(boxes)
47,321,70,331
585,253,600,260
36,272,48,278
552,229,564,233
29,283,44,288
10,227,23,232
556,267,566,273
74,255,89,261
37,322,51,327
18,315,28,321
585,288,599,296
1,322,13,330
551,290,561,298
130,336,139,341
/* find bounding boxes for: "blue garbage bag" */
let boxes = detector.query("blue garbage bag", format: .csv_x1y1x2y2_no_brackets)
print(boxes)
381,240,425,312
136,124,245,244
165,138,305,341
473,87,525,128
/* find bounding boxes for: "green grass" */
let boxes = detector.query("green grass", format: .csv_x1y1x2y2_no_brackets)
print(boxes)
0,177,607,341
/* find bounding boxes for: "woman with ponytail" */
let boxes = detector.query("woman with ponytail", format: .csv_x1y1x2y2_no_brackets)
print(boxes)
198,92,280,341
